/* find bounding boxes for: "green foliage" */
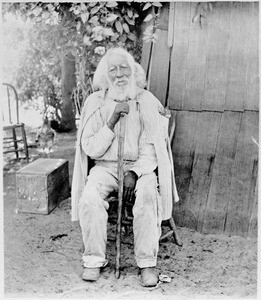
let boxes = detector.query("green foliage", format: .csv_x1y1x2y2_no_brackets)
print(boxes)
3,7,59,116
2,2,164,118
2,11,62,119
141,1,162,43
19,24,62,116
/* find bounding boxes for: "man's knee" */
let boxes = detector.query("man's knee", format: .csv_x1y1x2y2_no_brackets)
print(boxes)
79,188,107,213
135,173,158,208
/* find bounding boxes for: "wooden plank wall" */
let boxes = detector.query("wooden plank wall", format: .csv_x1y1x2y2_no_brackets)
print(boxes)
141,2,259,238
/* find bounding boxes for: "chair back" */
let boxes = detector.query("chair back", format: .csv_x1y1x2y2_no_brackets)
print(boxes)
2,83,20,125
160,107,175,143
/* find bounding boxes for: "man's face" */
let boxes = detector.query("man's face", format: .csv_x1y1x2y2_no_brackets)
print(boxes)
107,53,132,88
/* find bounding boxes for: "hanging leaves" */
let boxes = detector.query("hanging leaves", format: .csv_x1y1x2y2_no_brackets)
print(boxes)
143,23,158,43
122,23,129,33
124,15,135,26
106,13,118,23
31,6,43,17
80,12,89,24
152,2,162,8
89,16,99,26
144,14,153,22
89,2,97,8
119,34,127,43
103,28,114,37
41,11,50,20
83,35,92,46
115,20,123,34
80,3,87,11
76,21,81,31
91,26,104,41
90,6,100,15
106,1,118,8
127,9,133,18
3,1,157,55
128,32,137,41
2,1,164,116
143,3,152,11
72,8,81,15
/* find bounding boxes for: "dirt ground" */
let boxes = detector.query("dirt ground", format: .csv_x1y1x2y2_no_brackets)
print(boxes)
3,127,258,299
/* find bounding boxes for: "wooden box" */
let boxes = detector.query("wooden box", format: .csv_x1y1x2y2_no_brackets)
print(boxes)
16,158,70,214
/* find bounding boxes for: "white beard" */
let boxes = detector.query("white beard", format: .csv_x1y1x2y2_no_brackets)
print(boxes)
107,77,137,101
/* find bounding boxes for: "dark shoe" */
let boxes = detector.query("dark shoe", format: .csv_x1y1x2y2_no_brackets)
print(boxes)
140,267,159,287
82,267,100,281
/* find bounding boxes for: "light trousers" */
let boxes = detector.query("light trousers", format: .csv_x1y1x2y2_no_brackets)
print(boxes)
78,164,162,268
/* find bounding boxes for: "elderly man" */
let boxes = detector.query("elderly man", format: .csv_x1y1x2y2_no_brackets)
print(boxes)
71,47,179,287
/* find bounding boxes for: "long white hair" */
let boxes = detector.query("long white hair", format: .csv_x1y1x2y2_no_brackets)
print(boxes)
93,47,147,91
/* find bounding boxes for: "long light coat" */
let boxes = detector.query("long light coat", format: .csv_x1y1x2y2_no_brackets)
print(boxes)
71,89,179,222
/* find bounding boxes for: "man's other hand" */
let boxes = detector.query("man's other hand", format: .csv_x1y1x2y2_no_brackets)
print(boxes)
123,171,138,203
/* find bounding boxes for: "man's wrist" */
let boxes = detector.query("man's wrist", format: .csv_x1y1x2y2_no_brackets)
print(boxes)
107,121,115,131
125,170,138,179
107,115,119,130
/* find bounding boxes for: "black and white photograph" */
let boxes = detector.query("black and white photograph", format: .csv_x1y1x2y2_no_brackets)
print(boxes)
1,1,259,299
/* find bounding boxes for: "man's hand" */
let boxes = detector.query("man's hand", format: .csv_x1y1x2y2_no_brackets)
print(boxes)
107,103,129,131
123,171,138,204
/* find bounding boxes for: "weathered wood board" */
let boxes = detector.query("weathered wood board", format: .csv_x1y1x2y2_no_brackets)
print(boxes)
248,175,258,238
172,110,200,225
202,3,231,112
202,111,242,234
172,109,258,238
183,2,207,112
224,111,259,236
149,28,170,105
168,2,191,110
244,2,259,111
182,112,222,231
140,19,153,78
16,158,70,214
143,2,259,113
224,3,251,112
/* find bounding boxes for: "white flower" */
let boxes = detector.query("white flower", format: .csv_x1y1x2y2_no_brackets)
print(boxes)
83,35,92,46
92,26,104,41
94,46,106,56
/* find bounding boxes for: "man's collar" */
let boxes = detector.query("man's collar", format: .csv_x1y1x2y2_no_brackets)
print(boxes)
96,89,107,99
113,97,132,103
103,87,144,102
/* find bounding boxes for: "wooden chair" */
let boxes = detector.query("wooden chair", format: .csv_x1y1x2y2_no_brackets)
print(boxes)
2,83,29,162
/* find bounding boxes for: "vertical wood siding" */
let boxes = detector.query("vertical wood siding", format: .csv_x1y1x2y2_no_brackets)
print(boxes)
141,2,259,238
149,29,170,103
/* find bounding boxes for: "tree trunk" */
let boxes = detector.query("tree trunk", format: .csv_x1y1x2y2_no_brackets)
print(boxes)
59,52,76,132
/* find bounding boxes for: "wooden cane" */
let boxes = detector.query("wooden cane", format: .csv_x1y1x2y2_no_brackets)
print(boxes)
115,114,126,279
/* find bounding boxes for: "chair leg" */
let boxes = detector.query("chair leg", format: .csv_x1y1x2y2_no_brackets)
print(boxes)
21,124,29,162
159,229,174,242
12,128,19,160
159,217,182,246
169,217,182,246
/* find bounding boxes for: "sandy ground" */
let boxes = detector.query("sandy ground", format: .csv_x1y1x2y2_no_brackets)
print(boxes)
3,128,258,299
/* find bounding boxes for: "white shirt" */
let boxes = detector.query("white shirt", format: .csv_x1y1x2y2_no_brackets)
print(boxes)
81,95,157,177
